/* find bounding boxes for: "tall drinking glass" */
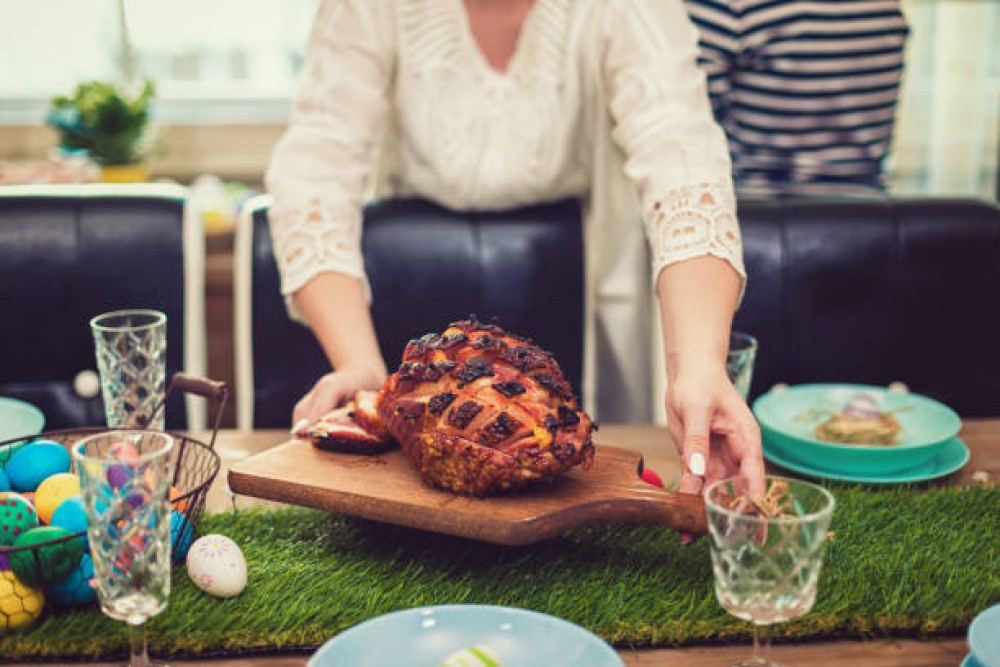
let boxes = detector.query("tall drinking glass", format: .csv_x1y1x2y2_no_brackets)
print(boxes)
727,331,758,401
705,475,835,667
73,430,174,667
90,309,167,430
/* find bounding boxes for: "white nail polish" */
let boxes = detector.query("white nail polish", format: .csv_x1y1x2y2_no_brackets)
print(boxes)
689,452,706,476
291,418,310,435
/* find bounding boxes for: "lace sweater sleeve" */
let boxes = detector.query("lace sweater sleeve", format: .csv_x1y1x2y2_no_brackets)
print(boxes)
600,0,746,286
264,0,393,307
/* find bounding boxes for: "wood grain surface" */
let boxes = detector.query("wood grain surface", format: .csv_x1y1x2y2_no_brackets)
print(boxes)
227,438,708,544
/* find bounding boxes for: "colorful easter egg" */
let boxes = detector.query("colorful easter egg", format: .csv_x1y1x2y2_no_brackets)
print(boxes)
9,526,84,586
0,493,38,547
50,495,89,551
5,441,71,492
186,534,247,598
0,570,44,631
34,473,81,524
45,553,96,609
0,470,9,493
169,486,188,513
170,511,194,562
0,554,8,571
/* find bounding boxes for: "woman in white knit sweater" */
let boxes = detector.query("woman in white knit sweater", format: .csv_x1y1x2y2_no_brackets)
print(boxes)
265,0,764,501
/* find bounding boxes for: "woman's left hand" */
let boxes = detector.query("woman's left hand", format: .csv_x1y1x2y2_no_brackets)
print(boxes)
665,361,765,502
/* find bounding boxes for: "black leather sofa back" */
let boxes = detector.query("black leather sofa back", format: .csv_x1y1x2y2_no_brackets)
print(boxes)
242,197,584,428
736,198,1000,416
0,186,198,430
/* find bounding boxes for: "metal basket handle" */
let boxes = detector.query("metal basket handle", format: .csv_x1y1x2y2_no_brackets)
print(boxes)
147,373,230,449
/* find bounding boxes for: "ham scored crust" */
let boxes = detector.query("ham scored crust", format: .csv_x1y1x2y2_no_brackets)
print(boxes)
306,318,596,496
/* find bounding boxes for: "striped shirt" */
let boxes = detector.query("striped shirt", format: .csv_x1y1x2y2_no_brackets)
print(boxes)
684,0,910,198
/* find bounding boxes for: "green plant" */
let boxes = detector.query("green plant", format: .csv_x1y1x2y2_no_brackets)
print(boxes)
46,80,156,166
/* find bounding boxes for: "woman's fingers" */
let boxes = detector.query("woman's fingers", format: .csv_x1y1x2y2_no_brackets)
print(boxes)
292,374,350,433
677,400,712,496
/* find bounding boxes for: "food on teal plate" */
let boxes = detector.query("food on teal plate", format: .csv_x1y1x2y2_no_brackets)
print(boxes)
813,393,903,446
439,644,503,667
307,318,596,496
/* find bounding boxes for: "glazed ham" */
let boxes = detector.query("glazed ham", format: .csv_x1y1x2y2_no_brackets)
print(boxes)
308,319,596,496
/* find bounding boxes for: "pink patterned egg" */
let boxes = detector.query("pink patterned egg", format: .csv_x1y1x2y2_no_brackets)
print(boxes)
185,534,247,598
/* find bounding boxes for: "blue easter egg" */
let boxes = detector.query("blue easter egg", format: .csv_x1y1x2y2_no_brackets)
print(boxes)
0,470,9,492
46,553,96,608
50,495,89,552
6,441,71,492
170,511,195,563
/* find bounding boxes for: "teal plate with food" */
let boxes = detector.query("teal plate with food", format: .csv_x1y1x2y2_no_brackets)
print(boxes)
969,604,1000,667
763,435,969,484
307,604,624,667
753,384,961,475
0,396,45,444
961,654,985,667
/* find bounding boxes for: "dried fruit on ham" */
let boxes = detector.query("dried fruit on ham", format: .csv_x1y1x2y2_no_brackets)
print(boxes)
307,318,596,496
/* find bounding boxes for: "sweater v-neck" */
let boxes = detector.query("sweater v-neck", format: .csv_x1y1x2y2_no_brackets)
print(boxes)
453,0,541,81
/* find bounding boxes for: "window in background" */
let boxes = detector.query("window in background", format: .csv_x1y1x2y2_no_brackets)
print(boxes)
891,0,999,199
0,0,994,198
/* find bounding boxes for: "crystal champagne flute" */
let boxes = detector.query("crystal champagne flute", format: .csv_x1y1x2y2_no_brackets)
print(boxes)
704,475,835,667
73,430,175,667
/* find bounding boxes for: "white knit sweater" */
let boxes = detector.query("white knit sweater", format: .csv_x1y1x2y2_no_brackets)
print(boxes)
266,0,745,422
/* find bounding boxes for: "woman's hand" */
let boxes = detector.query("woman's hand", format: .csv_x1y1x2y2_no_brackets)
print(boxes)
291,365,386,435
665,360,765,501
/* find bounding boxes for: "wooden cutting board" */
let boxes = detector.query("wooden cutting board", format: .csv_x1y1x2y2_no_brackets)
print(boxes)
227,439,707,546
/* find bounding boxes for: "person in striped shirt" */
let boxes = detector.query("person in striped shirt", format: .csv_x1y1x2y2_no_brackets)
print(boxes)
684,0,910,198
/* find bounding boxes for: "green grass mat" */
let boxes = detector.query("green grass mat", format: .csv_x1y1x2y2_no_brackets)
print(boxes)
2,484,998,660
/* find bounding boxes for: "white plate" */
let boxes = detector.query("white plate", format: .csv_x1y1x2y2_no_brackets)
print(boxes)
308,604,624,667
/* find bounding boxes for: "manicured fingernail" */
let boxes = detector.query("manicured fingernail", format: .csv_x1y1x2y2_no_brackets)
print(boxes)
680,533,695,546
689,452,706,476
291,418,310,435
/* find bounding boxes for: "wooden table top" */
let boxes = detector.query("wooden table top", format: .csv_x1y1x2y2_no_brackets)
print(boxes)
16,421,998,667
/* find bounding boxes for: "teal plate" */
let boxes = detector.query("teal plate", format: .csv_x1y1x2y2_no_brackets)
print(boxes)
308,604,624,667
0,396,45,443
763,435,969,484
969,604,1000,667
753,384,961,475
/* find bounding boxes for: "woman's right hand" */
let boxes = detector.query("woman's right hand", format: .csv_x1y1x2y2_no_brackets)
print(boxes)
291,365,386,435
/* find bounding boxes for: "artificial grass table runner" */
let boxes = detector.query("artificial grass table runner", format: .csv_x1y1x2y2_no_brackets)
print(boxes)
2,484,998,661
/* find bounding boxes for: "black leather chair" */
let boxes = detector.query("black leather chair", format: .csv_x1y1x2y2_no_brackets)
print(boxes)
736,197,1000,416
236,196,585,429
0,184,207,430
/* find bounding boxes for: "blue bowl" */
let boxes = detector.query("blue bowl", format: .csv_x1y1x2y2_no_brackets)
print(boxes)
308,604,624,667
753,384,961,475
969,604,1000,667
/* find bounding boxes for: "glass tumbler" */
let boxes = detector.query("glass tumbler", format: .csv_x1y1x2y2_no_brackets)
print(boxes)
90,309,167,430
727,331,758,401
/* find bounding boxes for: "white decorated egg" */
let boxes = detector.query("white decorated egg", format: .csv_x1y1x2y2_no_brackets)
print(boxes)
185,534,247,598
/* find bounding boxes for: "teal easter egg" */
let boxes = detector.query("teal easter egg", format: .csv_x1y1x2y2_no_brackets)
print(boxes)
6,441,71,492
0,493,39,547
0,470,9,492
170,511,194,563
50,495,89,552
9,525,84,585
46,553,96,608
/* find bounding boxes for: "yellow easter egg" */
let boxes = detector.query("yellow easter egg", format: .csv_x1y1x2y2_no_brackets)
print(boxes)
0,571,45,631
34,473,81,524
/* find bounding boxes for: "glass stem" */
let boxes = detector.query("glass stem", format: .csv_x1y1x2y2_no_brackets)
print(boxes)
128,621,150,667
753,622,773,664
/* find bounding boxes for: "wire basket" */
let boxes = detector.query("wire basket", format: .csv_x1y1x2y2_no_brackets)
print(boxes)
0,374,228,588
